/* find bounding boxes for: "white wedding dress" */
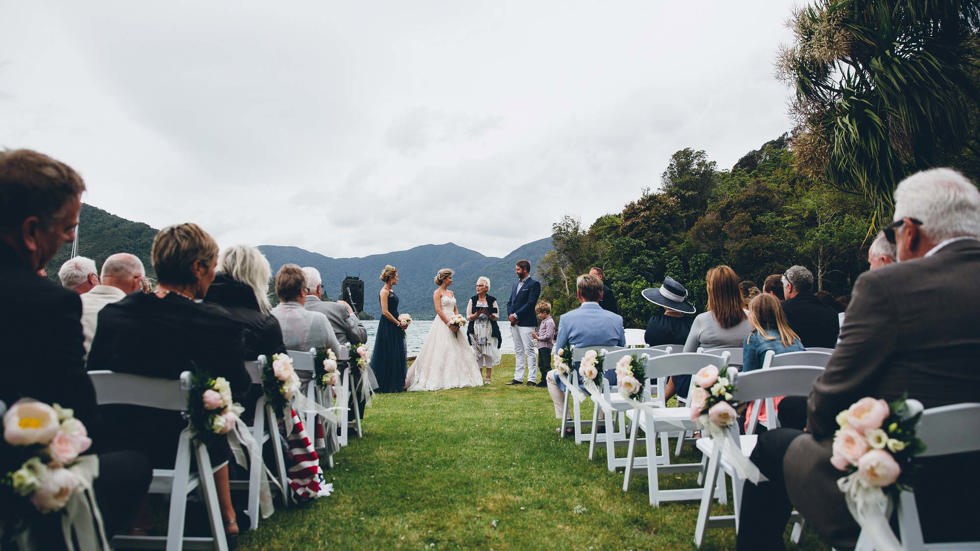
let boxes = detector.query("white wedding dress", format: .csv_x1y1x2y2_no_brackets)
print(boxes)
405,294,484,391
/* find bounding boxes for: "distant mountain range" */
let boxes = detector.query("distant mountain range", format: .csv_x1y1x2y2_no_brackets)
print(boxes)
49,204,553,318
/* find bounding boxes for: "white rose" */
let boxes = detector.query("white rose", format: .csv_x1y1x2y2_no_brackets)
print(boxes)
4,401,60,446
886,438,906,453
866,429,889,449
836,409,850,428
580,364,598,381
323,359,338,373
584,350,598,361
11,457,46,496
30,467,79,513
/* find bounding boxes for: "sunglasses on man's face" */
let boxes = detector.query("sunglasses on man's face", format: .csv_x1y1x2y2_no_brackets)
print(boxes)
883,217,923,244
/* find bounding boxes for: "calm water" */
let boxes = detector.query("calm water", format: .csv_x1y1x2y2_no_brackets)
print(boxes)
364,319,515,356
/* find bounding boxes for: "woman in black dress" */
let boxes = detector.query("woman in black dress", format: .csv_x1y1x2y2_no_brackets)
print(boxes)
371,265,409,392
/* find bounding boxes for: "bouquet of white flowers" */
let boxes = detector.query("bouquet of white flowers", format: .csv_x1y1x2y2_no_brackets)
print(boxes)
448,314,467,328
318,349,339,387
398,313,412,326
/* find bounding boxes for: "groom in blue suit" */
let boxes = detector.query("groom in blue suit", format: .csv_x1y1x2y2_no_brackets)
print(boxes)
506,259,541,385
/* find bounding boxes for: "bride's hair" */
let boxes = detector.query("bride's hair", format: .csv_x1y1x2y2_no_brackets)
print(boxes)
434,268,454,286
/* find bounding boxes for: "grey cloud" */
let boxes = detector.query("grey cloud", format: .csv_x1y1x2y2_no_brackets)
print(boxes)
386,106,502,154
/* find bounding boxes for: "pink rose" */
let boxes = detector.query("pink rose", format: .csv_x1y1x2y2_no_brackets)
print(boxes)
47,430,90,466
357,345,368,357
30,468,78,513
323,359,338,373
617,375,641,398
831,427,868,468
693,365,719,389
4,401,60,446
272,357,295,382
690,387,709,419
202,389,223,411
846,397,890,432
857,449,901,487
708,401,737,427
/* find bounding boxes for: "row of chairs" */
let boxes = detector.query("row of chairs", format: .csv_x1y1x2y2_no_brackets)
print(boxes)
85,347,365,550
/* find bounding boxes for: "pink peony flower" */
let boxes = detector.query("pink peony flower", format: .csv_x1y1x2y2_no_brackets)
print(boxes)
48,430,87,465
693,365,719,389
831,427,868,468
219,412,238,434
30,467,79,513
618,375,641,398
846,397,890,432
272,357,295,382
202,389,223,411
708,401,737,427
4,401,60,446
857,449,901,487
357,345,368,357
323,359,338,373
690,387,709,418
579,364,598,382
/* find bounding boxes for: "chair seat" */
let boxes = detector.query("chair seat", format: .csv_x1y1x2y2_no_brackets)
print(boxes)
695,434,758,462
628,405,696,432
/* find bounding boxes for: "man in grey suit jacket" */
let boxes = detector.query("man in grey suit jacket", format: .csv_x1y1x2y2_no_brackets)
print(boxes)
302,267,371,418
737,168,980,550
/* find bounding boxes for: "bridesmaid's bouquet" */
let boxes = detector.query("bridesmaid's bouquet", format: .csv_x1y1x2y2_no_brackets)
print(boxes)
397,313,412,326
448,314,467,328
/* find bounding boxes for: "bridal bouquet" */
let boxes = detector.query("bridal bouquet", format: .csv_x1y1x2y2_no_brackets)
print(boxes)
188,374,244,443
553,344,573,376
831,396,924,551
398,313,412,326
448,314,467,328
2,400,92,513
317,349,339,388
614,354,646,400
262,353,302,411
578,349,605,390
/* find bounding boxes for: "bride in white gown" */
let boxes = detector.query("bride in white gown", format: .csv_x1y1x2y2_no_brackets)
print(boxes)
406,268,484,391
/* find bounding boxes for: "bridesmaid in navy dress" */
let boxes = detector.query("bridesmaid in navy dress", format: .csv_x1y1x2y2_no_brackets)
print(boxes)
371,265,409,392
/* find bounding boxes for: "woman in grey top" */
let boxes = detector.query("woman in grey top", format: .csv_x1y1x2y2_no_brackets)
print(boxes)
673,265,752,399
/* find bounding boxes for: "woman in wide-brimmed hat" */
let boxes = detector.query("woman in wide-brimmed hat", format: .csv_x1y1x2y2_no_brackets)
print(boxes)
641,276,697,400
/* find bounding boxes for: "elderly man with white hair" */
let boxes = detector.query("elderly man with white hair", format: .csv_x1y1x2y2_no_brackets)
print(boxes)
80,252,145,356
866,230,896,270
737,167,980,550
58,255,99,293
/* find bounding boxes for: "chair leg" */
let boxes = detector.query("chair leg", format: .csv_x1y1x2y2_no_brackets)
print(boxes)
588,405,600,460
693,448,722,548
645,413,661,506
623,416,640,492
267,405,290,507
604,409,617,472
559,390,570,439
247,405,265,531
195,443,229,551
166,431,193,551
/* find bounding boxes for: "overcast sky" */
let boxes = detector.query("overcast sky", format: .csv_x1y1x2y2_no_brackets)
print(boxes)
1,1,804,258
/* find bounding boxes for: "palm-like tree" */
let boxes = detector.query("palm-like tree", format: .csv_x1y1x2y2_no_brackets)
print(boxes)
779,0,980,225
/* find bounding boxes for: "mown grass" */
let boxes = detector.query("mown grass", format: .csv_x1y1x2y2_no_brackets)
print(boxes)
237,355,829,550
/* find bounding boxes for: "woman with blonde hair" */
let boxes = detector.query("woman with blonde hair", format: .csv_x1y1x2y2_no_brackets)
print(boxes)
405,268,484,391
371,264,408,393
673,265,752,399
742,293,804,372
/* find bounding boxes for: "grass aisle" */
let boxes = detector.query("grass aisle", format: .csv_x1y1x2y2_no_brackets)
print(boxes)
238,355,828,550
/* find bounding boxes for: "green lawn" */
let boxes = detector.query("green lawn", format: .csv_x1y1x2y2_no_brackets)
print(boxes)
237,355,829,550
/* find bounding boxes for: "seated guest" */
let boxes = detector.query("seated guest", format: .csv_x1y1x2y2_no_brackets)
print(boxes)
641,276,695,348
738,280,760,310
545,274,625,424
678,265,752,399
589,266,620,314
87,222,249,537
271,264,340,455
762,274,784,300
867,229,896,270
780,265,839,348
207,247,329,501
80,252,145,356
0,149,150,542
741,293,804,429
737,168,980,550
58,255,99,293
301,266,374,418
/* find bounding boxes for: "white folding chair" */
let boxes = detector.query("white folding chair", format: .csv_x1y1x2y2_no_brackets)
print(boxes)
804,346,835,354
744,349,833,433
333,343,361,446
693,366,824,547
557,346,606,445
701,347,744,368
235,357,290,528
855,402,980,551
622,352,730,506
588,348,668,472
624,328,646,347
89,370,228,551
287,348,334,468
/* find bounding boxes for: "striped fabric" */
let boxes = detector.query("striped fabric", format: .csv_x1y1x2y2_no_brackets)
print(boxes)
283,408,326,501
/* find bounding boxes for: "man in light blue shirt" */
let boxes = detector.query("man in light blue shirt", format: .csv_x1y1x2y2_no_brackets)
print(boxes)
547,273,625,421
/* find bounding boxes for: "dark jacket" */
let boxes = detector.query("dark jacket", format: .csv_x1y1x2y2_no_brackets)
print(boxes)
507,277,541,327
599,284,620,315
781,292,839,348
206,273,286,360
784,239,980,548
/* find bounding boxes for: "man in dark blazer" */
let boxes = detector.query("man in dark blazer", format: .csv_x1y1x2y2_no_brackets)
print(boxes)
0,149,151,540
780,264,839,348
589,266,620,315
737,168,980,550
506,259,541,385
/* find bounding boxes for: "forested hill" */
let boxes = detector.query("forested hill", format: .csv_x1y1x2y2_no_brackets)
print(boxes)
260,238,553,319
44,205,552,319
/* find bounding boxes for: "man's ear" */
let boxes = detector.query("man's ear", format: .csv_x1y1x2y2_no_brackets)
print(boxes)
20,216,41,254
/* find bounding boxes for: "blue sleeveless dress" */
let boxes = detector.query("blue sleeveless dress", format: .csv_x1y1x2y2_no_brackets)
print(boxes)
371,290,407,393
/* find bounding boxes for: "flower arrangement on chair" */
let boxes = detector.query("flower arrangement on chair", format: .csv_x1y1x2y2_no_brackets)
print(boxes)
354,345,375,407
553,344,573,376
577,349,605,392
188,375,244,445
317,349,339,388
831,396,924,551
614,354,646,400
262,353,302,412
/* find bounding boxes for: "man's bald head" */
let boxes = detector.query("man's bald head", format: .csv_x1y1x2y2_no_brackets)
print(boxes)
101,253,145,294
